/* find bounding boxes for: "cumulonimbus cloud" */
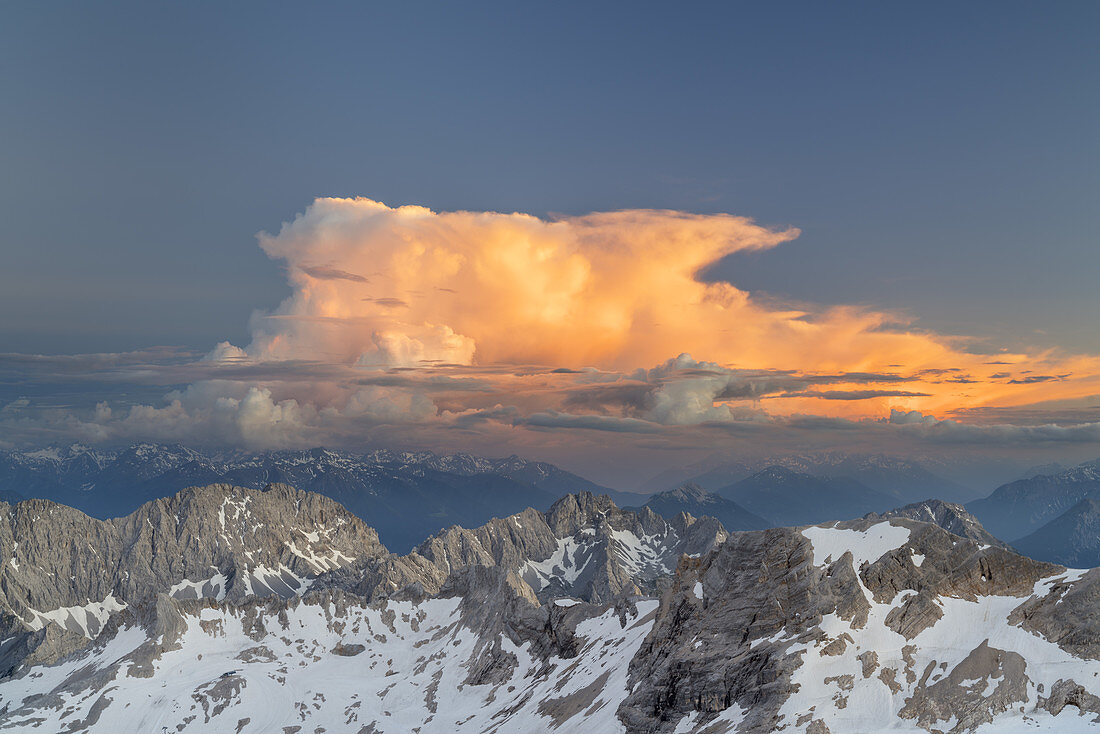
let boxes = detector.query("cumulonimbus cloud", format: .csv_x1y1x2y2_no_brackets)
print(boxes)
225,197,1100,419
4,197,1100,467
245,198,797,368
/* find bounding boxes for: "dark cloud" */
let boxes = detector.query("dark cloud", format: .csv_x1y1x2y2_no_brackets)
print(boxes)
949,404,1100,426
784,414,860,430
814,372,916,384
355,373,492,392
1008,375,1067,384
562,383,655,413
783,389,933,401
361,297,409,308
298,265,369,283
3,347,1100,463
889,408,1100,445
523,411,663,434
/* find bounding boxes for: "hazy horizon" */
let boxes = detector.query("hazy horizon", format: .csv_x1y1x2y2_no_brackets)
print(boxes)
3,2,1098,488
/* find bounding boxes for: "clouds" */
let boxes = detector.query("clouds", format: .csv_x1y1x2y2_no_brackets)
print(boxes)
244,198,798,368
226,197,1100,421
3,197,1100,475
298,265,369,283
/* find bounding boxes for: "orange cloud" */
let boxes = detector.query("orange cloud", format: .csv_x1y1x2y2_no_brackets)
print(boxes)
227,197,1100,423
249,198,794,367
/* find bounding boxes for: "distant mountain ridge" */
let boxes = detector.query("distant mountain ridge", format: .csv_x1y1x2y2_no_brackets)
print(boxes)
1013,497,1100,568
632,483,770,531
717,465,897,527
866,498,1009,550
967,462,1100,542
0,443,617,552
643,451,975,504
2,444,1006,553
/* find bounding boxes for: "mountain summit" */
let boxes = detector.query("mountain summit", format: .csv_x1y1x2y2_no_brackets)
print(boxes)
0,444,615,552
635,483,770,531
1,485,1099,732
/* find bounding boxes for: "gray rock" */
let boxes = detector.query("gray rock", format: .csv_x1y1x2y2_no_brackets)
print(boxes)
867,498,1010,550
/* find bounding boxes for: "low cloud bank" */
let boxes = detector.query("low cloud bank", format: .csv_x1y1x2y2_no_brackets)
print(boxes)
3,198,1100,466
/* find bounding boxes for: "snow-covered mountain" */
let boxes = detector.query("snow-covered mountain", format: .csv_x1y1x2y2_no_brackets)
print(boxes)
867,498,1011,550
0,444,614,552
416,491,728,603
0,484,1098,731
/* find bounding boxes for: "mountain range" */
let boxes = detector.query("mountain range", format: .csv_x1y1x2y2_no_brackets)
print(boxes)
0,483,1097,732
631,483,770,531
2,444,983,555
967,463,1100,542
12,442,1100,596
865,498,1011,550
1012,498,1100,568
715,465,898,527
0,444,622,552
964,461,1100,568
642,452,976,504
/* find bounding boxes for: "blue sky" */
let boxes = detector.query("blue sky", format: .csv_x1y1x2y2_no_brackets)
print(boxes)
2,1,1096,354
2,2,1099,481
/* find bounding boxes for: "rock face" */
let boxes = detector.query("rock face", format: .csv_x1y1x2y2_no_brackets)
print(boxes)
636,483,771,531
967,463,1100,541
416,491,728,603
3,486,1100,733
620,518,1096,733
0,484,442,674
867,498,1010,550
0,488,718,673
0,444,616,552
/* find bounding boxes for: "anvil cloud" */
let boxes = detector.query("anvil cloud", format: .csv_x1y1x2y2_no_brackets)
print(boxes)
4,198,1100,478
234,198,1100,418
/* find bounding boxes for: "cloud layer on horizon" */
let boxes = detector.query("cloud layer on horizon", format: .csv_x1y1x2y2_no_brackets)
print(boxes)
4,198,1100,474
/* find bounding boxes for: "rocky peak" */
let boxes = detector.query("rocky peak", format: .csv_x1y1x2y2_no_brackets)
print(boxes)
419,492,727,604
622,515,1084,733
751,464,802,483
868,498,1009,549
0,484,395,644
664,482,710,502
5,484,1100,732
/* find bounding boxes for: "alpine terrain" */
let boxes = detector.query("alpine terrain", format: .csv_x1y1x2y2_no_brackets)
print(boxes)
967,461,1100,556
0,444,619,552
632,483,771,532
0,483,1098,732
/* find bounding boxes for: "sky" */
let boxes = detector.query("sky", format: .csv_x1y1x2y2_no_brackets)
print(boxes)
1,2,1098,486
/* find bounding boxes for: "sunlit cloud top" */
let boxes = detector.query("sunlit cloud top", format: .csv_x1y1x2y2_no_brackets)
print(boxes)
232,198,1100,419
4,198,1100,481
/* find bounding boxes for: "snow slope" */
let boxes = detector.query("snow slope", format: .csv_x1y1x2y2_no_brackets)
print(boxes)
0,595,659,733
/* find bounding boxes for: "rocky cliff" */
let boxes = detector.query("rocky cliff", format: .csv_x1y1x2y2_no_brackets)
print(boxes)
0,485,1098,733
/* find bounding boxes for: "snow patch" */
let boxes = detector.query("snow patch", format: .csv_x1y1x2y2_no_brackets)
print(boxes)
24,594,127,638
801,522,911,568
